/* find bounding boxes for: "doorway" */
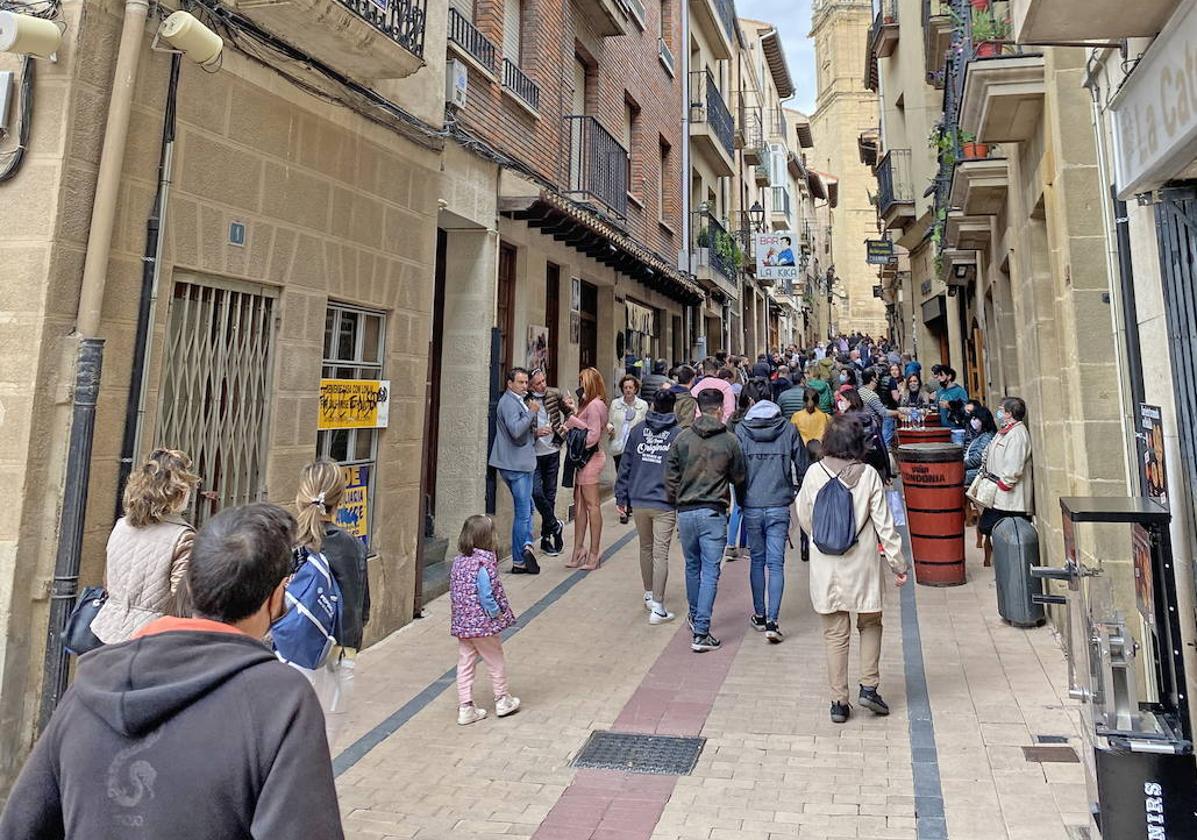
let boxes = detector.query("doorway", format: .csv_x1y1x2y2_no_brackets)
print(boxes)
424,229,448,538
579,280,598,370
497,243,517,375
546,263,560,384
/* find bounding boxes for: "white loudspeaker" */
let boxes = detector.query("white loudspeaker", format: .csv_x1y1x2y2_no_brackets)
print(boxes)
0,11,63,58
159,11,223,68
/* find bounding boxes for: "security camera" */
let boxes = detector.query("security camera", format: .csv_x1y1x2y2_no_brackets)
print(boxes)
158,11,222,69
0,11,64,58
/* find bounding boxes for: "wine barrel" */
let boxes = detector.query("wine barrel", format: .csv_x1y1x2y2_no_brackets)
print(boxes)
897,443,966,586
896,426,953,446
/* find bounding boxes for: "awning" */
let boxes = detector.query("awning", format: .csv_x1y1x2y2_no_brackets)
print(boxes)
807,171,827,201
760,29,795,99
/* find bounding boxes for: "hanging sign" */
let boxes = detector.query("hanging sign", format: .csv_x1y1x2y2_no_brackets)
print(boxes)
318,379,390,430
1138,404,1168,508
336,465,370,547
865,239,894,265
755,231,799,283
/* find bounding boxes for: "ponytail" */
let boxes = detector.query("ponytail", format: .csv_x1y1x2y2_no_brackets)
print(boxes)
294,459,347,552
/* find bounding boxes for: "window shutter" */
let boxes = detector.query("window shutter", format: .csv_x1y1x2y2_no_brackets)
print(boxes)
449,0,473,16
503,0,521,63
769,143,786,186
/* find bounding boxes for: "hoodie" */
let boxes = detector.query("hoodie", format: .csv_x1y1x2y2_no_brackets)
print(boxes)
0,620,344,840
614,412,682,511
690,377,736,423
735,401,810,508
665,414,747,512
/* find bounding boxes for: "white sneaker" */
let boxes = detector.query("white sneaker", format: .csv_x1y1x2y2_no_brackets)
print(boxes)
649,602,675,625
495,695,521,717
458,704,487,726
643,591,654,611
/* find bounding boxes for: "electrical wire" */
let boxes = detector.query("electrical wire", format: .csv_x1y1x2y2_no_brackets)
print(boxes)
0,56,33,183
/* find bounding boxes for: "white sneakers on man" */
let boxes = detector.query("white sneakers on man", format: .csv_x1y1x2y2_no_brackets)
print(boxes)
648,601,675,625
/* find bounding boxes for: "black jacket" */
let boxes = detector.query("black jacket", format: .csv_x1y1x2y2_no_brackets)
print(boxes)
0,628,344,840
734,403,810,508
614,412,682,511
561,427,596,488
666,415,747,512
320,525,370,649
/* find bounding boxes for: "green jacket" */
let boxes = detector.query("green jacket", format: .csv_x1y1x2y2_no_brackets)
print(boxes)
665,415,747,512
777,385,807,418
807,377,833,414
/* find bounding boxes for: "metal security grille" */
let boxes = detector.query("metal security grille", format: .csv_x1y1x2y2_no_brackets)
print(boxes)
157,278,278,525
572,731,705,775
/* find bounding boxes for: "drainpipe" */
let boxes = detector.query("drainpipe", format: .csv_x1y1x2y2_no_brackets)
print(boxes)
681,0,697,360
39,0,151,731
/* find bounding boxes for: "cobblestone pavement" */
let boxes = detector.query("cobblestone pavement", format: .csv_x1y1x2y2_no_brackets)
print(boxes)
334,500,1090,840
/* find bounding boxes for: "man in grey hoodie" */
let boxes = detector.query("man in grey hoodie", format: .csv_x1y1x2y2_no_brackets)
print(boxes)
734,380,811,643
615,390,683,625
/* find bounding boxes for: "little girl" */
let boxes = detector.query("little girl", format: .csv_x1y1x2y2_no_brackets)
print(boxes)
451,515,521,725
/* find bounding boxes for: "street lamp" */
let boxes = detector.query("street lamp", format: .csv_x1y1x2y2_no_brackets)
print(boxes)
749,201,765,232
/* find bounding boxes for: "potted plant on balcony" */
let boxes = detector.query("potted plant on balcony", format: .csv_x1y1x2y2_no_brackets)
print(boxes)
970,8,1010,57
928,122,958,168
959,130,989,160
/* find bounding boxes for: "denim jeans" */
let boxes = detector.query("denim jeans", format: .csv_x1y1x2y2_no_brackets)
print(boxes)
677,509,728,636
531,451,560,537
882,415,896,449
498,468,533,562
743,506,790,623
726,490,747,548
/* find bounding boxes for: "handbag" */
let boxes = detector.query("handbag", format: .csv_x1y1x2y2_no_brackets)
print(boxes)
63,586,107,656
965,447,999,509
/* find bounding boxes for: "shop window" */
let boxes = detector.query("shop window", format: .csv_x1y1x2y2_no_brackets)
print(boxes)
317,303,386,551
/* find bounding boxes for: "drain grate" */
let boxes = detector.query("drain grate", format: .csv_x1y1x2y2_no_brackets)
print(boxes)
1022,745,1080,763
572,731,706,775
1034,734,1071,744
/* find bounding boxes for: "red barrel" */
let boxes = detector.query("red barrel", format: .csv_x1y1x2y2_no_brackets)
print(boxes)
896,426,953,446
897,443,966,586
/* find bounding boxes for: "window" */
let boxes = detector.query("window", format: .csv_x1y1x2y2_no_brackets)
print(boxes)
317,303,386,551
659,0,673,50
658,137,672,225
768,143,786,186
503,0,522,63
623,99,639,196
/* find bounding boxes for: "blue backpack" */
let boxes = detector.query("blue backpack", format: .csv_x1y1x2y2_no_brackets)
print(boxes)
811,464,865,556
273,549,342,670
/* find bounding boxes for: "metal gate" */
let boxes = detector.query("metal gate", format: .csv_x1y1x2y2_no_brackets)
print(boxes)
157,277,278,525
1156,185,1197,530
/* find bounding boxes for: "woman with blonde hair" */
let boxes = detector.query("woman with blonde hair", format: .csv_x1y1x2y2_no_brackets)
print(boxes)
292,459,371,747
91,448,200,644
563,367,608,570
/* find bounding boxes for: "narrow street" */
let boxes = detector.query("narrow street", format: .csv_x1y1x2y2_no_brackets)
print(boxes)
334,499,1088,840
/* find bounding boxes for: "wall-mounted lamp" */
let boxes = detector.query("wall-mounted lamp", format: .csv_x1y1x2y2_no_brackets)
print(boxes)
158,11,223,69
0,11,64,58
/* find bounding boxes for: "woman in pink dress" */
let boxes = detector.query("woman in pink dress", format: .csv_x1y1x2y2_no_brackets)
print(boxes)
563,367,608,570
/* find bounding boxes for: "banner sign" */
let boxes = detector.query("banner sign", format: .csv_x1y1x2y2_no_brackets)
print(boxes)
755,231,799,283
318,379,390,430
336,465,370,547
1139,404,1168,508
866,239,894,265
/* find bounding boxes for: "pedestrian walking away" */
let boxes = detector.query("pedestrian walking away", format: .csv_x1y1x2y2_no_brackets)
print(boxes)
797,416,907,725
290,459,371,748
608,374,649,524
450,515,520,726
0,503,347,839
528,368,570,556
489,367,548,575
563,367,609,571
615,389,684,625
667,388,747,653
734,380,810,643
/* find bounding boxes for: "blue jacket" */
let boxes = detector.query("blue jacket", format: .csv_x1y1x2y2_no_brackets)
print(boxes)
488,389,537,472
936,382,969,426
614,412,682,511
734,402,810,508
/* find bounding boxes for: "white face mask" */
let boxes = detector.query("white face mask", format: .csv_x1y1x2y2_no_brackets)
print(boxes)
995,409,1006,425
970,417,982,431
837,400,849,413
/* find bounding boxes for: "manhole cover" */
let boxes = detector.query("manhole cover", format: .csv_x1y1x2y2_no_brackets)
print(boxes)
572,731,706,775
1022,745,1080,763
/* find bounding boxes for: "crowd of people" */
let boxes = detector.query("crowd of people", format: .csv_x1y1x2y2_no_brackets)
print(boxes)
0,332,1037,838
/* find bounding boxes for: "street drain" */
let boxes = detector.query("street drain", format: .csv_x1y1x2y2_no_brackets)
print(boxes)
1033,734,1070,744
1022,745,1080,763
572,731,706,775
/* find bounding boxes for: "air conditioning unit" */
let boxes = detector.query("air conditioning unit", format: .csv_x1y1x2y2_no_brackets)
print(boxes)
446,58,468,109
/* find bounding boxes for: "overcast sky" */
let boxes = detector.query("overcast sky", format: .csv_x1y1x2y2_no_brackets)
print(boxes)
737,0,817,114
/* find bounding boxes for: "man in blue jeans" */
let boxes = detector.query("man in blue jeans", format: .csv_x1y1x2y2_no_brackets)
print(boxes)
734,380,810,643
666,388,747,652
488,368,551,574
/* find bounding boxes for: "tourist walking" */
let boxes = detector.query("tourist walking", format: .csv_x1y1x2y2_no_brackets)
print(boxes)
735,380,810,643
528,369,569,556
90,448,200,644
671,365,699,429
791,387,831,444
292,459,371,747
666,388,747,653
489,368,549,574
640,359,671,405
615,390,683,625
450,515,520,726
609,375,649,524
564,368,609,571
691,360,736,422
1,503,347,839
797,416,907,724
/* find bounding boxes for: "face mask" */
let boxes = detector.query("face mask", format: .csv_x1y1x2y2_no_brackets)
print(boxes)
839,373,848,383
995,409,1006,425
970,417,982,431
837,401,849,413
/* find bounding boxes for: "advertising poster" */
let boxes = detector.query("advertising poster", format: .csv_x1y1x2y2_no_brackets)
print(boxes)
337,464,370,548
1132,523,1155,630
755,231,799,285
526,325,548,371
1139,404,1168,507
317,379,390,430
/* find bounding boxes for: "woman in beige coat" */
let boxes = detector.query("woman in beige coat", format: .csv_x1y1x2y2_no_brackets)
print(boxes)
797,416,907,724
90,449,200,644
978,396,1034,565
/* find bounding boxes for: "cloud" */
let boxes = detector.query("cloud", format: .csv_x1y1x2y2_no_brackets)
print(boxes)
736,0,817,113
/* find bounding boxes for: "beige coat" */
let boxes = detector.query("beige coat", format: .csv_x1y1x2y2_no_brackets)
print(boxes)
986,422,1033,513
91,515,193,644
796,458,906,614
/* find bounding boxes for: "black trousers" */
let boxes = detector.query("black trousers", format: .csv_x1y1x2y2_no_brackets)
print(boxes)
532,450,561,537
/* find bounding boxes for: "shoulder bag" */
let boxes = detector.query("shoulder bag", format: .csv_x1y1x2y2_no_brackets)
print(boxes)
965,446,999,509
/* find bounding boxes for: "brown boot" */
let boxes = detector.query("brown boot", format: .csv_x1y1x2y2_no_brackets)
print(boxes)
983,536,992,568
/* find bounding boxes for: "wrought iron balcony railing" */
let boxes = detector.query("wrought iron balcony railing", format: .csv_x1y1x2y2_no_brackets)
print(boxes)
737,97,763,151
772,185,792,223
692,210,738,287
340,0,427,58
690,69,734,158
448,8,496,73
768,107,787,139
876,149,914,217
565,115,629,218
503,59,540,111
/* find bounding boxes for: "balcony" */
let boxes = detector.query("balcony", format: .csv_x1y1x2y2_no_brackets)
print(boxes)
574,0,630,37
565,115,629,218
691,0,736,59
923,0,954,86
870,0,900,59
503,59,540,114
233,0,426,79
447,8,496,75
691,210,741,299
876,149,915,230
949,156,1009,216
689,69,735,176
736,95,763,151
944,210,990,251
732,211,756,275
770,186,792,230
1011,0,1177,42
767,107,788,141
959,53,1045,143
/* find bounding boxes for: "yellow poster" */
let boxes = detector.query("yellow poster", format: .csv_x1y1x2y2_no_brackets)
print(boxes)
318,379,390,430
336,465,370,546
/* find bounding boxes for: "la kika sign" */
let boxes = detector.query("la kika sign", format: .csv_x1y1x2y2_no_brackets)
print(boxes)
1110,3,1197,198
